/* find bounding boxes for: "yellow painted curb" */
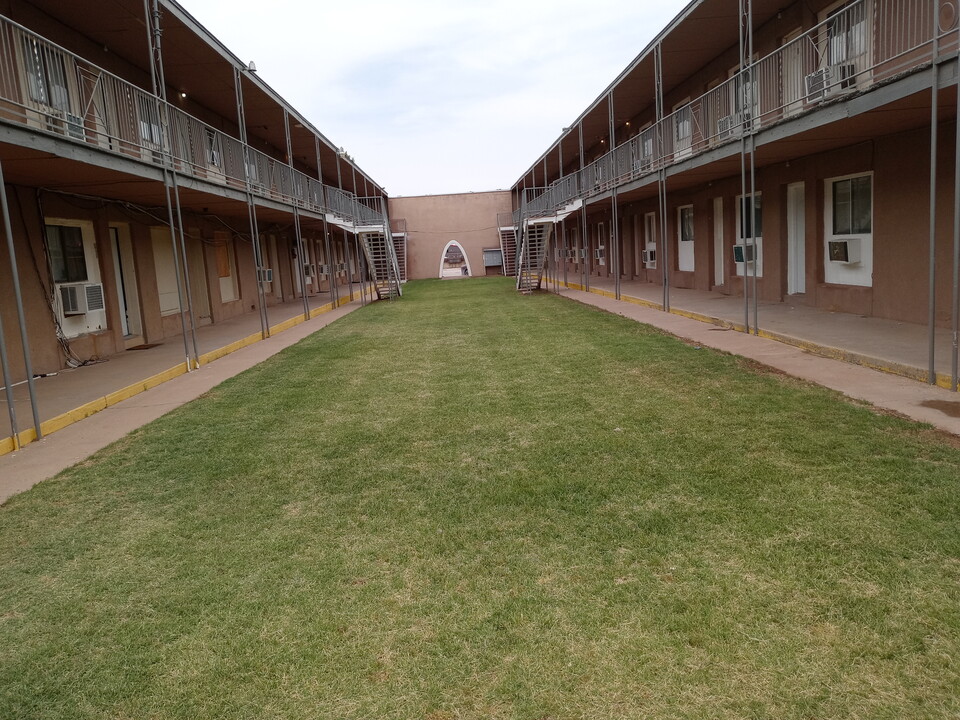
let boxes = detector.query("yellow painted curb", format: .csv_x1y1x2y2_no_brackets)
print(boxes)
560,279,958,391
0,293,363,458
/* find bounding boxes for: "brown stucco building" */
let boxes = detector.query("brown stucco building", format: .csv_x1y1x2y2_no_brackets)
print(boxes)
0,0,401,450
506,0,960,389
389,191,512,280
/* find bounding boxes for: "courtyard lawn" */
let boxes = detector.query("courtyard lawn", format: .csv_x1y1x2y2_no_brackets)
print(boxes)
1,277,959,719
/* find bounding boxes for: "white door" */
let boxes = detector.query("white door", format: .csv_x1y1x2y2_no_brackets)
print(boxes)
677,206,695,272
110,225,143,343
713,197,724,287
787,182,806,294
644,212,657,269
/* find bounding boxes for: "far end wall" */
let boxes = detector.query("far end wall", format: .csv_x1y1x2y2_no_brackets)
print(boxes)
389,191,512,280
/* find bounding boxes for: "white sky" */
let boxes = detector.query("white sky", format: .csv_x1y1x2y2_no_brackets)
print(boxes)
180,0,691,197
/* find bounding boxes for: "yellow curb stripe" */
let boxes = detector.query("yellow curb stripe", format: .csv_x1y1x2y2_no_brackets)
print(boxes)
0,294,364,458
558,279,957,391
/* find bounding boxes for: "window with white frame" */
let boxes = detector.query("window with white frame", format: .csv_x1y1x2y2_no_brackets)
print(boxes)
825,173,872,286
735,193,763,277
46,220,106,336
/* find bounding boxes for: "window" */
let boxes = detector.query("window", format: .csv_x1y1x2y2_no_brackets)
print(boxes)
827,1,866,67
739,194,763,240
136,94,162,147
825,174,873,287
679,206,694,242
674,105,692,154
22,37,70,110
47,224,87,283
832,175,871,234
206,128,223,167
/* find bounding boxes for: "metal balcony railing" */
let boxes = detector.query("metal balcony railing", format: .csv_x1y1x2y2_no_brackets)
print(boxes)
0,14,382,228
520,0,957,216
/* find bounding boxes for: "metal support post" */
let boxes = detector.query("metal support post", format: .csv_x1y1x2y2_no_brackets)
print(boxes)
0,300,20,448
952,72,959,390
145,0,196,369
284,109,310,320
0,163,41,440
928,5,941,384
234,66,270,338
655,43,669,312
612,190,620,300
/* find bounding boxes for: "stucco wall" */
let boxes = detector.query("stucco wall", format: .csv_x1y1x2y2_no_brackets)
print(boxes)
389,191,512,280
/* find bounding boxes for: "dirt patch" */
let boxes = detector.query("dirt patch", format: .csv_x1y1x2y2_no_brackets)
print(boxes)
920,399,960,418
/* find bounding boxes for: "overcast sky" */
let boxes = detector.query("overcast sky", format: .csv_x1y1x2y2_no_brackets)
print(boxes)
180,0,690,197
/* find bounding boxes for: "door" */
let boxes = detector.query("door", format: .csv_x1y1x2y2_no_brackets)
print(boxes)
677,206,695,272
787,182,806,294
110,224,143,346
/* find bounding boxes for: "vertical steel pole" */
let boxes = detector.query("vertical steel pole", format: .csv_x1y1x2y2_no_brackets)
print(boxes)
952,69,959,390
655,43,670,312
144,0,193,369
748,0,759,335
928,4,940,384
578,123,587,292
234,67,270,338
0,164,41,439
283,110,310,320
739,0,750,333
315,137,337,309
0,300,21,448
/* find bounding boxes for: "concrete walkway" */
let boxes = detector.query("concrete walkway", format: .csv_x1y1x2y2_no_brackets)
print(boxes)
0,299,363,504
560,286,960,437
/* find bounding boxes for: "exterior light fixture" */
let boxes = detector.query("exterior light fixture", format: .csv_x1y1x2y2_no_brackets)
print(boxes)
247,61,257,72
180,91,187,99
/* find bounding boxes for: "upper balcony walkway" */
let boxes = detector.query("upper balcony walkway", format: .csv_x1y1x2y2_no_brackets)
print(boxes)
0,13,383,227
518,0,959,222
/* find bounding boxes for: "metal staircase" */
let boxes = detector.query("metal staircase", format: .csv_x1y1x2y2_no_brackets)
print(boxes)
497,212,518,276
516,220,553,292
359,227,402,300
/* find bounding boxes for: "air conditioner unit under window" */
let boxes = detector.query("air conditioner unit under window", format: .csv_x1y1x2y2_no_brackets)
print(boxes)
257,267,273,283
594,246,605,260
805,68,831,100
828,237,861,264
733,244,757,263
59,282,104,316
642,249,656,265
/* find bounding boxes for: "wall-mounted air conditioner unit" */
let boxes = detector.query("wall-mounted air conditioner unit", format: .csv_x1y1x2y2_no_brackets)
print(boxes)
594,246,605,260
578,248,586,259
59,282,104,316
304,263,314,277
642,249,656,265
718,114,740,137
337,263,347,273
257,267,273,283
805,68,830,100
828,237,861,264
733,244,756,263
318,263,330,275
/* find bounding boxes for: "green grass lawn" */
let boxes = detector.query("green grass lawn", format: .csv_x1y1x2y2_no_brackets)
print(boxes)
2,277,959,719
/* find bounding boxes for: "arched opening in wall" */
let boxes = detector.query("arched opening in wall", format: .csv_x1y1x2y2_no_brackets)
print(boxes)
439,240,472,278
